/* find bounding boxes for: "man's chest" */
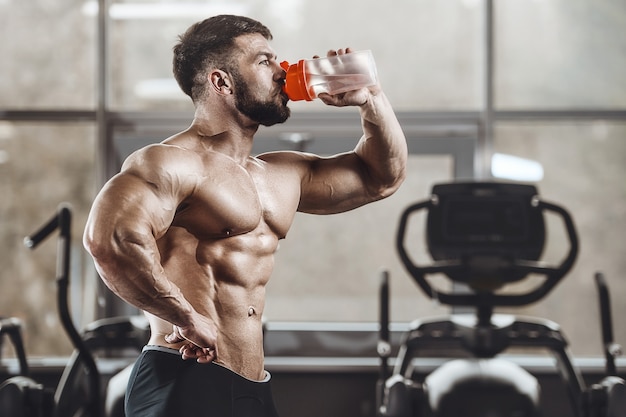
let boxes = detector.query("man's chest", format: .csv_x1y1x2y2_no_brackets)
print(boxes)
173,165,299,239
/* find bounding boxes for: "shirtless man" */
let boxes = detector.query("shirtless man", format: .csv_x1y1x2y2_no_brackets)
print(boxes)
83,15,407,417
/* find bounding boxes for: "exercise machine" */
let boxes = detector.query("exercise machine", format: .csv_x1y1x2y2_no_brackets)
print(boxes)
377,181,625,417
0,204,148,417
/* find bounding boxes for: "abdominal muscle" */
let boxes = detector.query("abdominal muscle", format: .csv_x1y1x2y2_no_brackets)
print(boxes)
147,225,278,381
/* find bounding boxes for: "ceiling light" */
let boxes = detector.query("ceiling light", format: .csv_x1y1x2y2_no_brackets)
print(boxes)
82,1,249,20
491,153,544,182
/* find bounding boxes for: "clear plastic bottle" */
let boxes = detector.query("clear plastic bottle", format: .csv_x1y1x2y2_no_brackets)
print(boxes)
280,50,378,101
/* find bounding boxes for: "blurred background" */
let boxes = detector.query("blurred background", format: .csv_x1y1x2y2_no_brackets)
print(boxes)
0,0,624,365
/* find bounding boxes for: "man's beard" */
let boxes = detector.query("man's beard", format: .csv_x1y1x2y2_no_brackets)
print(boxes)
231,70,290,126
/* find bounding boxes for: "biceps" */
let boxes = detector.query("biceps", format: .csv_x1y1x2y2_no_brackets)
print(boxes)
86,176,178,250
298,154,373,214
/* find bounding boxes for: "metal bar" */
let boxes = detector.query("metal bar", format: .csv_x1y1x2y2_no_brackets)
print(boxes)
478,0,495,180
2,109,625,124
494,109,626,121
595,272,618,376
96,0,110,187
0,110,96,121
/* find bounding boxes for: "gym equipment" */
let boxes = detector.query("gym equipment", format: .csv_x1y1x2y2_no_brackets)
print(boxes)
377,181,625,417
0,204,148,417
0,317,53,417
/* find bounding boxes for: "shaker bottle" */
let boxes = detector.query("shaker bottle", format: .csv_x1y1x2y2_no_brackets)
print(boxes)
280,50,378,101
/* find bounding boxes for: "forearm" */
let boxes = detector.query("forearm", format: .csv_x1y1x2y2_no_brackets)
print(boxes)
355,91,408,196
86,228,196,327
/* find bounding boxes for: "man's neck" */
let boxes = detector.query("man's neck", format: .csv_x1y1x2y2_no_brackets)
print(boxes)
187,119,257,165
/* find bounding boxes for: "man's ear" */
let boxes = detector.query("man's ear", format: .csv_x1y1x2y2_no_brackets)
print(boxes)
209,70,232,95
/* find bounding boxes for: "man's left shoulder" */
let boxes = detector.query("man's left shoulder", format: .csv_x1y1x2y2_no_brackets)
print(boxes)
256,150,316,165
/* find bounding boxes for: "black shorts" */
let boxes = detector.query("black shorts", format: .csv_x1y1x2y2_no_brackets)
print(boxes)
125,345,280,417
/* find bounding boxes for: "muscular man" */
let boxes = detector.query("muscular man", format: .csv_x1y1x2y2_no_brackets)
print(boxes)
83,14,407,417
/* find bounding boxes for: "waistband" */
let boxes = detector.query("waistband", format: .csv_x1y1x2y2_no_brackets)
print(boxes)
141,345,271,383
143,344,181,355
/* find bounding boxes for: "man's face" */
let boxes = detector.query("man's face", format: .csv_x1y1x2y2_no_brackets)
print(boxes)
231,67,290,127
229,34,290,126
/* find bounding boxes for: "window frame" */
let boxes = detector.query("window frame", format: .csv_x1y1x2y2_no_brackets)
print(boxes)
1,0,625,360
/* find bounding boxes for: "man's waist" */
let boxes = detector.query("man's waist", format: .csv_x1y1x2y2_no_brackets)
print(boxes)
141,344,270,382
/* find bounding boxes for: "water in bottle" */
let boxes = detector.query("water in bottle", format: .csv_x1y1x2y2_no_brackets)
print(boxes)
280,50,378,101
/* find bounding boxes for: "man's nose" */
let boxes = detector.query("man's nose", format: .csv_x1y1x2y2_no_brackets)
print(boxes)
274,64,286,84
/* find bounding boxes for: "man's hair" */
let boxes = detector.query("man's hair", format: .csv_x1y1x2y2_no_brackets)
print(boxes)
173,15,273,102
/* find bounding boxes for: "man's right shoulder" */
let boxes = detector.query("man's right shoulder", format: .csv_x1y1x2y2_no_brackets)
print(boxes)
105,143,204,197
122,143,202,173
127,142,196,161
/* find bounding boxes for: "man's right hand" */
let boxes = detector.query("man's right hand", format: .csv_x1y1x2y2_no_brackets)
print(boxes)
165,314,218,363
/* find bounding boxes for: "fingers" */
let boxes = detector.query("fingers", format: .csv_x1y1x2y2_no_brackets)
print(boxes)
314,47,352,60
326,47,352,57
166,323,218,364
196,350,217,364
164,327,185,344
179,343,217,363
318,89,369,108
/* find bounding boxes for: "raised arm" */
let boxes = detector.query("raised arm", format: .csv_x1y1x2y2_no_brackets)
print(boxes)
353,88,408,196
83,145,217,360
296,49,408,214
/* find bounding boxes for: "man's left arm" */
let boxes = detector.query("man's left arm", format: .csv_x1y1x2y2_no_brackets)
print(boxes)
296,83,407,214
353,90,408,198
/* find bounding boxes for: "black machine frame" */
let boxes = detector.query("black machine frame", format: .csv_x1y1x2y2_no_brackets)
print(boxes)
0,205,148,417
378,181,625,417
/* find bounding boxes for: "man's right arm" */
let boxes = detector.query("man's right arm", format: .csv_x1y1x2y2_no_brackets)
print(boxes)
83,145,217,359
83,171,191,322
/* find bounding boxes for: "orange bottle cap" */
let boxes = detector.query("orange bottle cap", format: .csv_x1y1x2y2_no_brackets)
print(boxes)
280,60,313,101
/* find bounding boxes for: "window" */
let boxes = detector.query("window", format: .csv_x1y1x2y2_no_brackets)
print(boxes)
0,122,96,357
106,0,483,112
493,121,626,355
0,2,95,109
495,1,626,109
1,0,624,360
